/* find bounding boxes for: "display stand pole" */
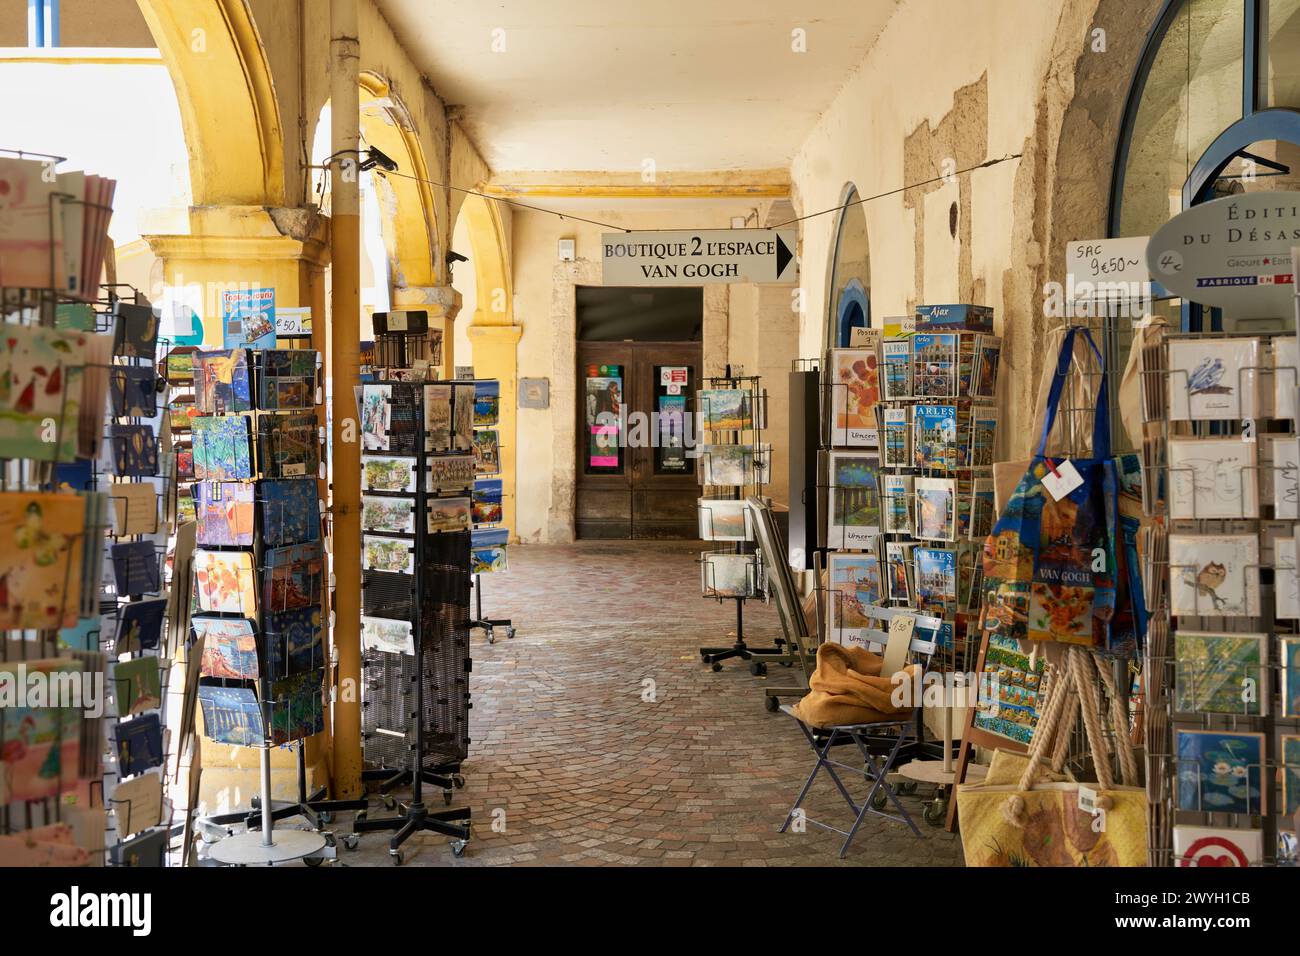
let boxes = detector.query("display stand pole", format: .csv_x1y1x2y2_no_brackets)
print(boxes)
469,572,515,644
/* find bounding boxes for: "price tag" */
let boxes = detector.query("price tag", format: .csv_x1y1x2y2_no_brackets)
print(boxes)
1041,459,1084,501
1077,785,1098,814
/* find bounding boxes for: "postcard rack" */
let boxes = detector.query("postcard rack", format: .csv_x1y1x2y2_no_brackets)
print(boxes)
356,373,472,862
1136,318,1299,868
697,368,786,673
467,377,514,643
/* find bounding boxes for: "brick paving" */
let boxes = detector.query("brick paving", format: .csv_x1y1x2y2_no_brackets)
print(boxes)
342,540,964,867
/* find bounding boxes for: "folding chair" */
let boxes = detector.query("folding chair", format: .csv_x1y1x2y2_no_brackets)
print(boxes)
778,606,941,859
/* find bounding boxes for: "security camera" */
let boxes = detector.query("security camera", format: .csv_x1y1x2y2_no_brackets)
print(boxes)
360,147,399,173
446,251,469,266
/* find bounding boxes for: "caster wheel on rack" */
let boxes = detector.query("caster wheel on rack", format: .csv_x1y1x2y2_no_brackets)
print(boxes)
506,627,516,639
923,799,947,827
318,811,333,825
382,795,396,811
451,840,468,858
354,811,367,826
342,834,360,851
453,774,466,789
304,855,324,867
871,791,889,811
764,695,780,713
897,781,918,796
711,662,723,672
750,661,767,677
487,629,495,645
390,849,404,866
443,789,453,806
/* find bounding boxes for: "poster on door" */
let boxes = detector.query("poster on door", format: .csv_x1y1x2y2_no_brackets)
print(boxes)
585,365,623,470
659,394,687,472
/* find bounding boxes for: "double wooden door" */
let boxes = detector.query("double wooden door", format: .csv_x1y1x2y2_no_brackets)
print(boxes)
575,341,702,538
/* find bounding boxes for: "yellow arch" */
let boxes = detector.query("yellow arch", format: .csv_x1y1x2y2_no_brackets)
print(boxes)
136,0,285,206
456,193,512,325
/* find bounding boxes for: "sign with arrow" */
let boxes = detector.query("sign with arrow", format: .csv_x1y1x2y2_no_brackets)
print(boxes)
601,229,798,286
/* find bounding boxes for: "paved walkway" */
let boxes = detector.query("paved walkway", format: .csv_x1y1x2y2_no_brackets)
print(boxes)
345,540,963,867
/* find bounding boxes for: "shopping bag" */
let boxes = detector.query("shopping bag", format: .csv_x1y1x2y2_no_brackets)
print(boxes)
958,646,1147,866
979,326,1143,656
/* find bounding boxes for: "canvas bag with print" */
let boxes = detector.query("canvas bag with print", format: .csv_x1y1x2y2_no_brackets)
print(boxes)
979,326,1139,654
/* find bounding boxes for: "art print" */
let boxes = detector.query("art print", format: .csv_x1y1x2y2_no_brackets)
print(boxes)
194,349,252,414
1175,729,1265,815
826,451,880,549
194,548,258,614
362,494,414,534
827,552,883,645
115,713,164,777
195,481,255,547
257,350,316,410
428,454,476,493
1173,631,1267,716
474,379,500,427
363,535,413,575
110,366,157,418
914,476,955,541
473,429,500,474
880,474,913,534
256,413,319,478
0,324,87,462
700,388,753,431
829,349,879,446
264,606,324,678
110,424,159,476
423,384,453,451
472,479,503,525
268,669,325,745
198,685,264,747
194,616,259,680
1166,336,1260,421
0,657,81,800
191,415,253,481
1173,825,1264,868
262,543,323,611
701,552,758,598
261,479,320,547
1277,538,1300,620
701,444,754,486
361,384,392,451
362,455,416,492
112,656,162,716
1168,534,1259,617
428,496,472,534
453,383,475,451
362,615,415,656
1167,437,1259,519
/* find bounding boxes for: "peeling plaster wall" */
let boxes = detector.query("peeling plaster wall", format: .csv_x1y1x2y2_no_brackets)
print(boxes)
791,0,1161,462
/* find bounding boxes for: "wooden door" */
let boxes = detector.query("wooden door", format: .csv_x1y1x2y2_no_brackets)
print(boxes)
575,342,701,539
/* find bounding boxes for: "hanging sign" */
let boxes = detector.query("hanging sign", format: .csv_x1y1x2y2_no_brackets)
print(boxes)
1066,236,1166,302
601,229,797,286
1146,191,1299,316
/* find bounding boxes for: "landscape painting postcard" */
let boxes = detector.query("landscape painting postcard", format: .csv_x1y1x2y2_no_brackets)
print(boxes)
1175,729,1265,815
427,496,472,534
1167,437,1259,519
1173,631,1267,716
362,494,415,534
826,451,880,549
1169,534,1260,617
194,548,258,615
471,545,508,574
827,552,883,645
363,534,414,575
0,657,81,801
264,606,324,678
262,543,323,612
261,478,320,547
423,384,453,451
194,349,252,414
267,670,325,745
362,615,415,656
914,476,956,541
429,454,476,493
362,454,416,492
829,348,880,447
1166,336,1260,421
0,324,87,462
361,384,392,451
195,480,255,547
700,444,754,486
198,684,264,747
700,388,752,431
191,415,253,481
700,552,758,599
256,413,319,478
471,479,504,525
472,429,500,474
112,656,163,717
473,379,500,427
697,497,751,541
453,383,476,451
194,615,260,680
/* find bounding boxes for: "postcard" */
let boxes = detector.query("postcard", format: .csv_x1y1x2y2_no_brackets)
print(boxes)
1278,538,1300,619
700,388,753,431
115,713,164,777
1284,637,1300,718
110,366,157,418
261,478,320,547
701,444,755,486
880,475,913,534
423,384,453,451
110,424,159,477
164,348,194,384
880,406,909,467
221,287,276,350
472,527,509,549
195,481,255,547
1267,435,1299,519
362,455,417,492
194,616,259,680
427,497,472,534
453,383,476,451
1173,631,1267,716
1284,735,1300,818
472,479,504,525
198,684,264,747
1168,533,1260,617
111,770,163,839
914,476,956,541
194,349,252,414
362,615,415,656
267,669,325,745
264,606,324,678
968,405,998,468
1167,437,1259,519
911,333,958,398
697,498,751,541
112,656,162,717
913,404,958,471
429,454,476,493
361,384,392,451
0,325,88,462
884,541,915,603
192,415,253,481
194,548,258,615
826,451,881,549
109,482,159,536
881,339,911,400
0,657,81,800
1274,335,1298,420
701,552,758,598
1173,825,1264,868
473,428,500,474
827,552,883,646
110,827,168,868
262,542,323,612
1175,729,1265,815
1167,336,1260,421
829,349,879,447
363,535,414,575
474,379,501,428
115,598,167,654
973,334,1002,398
362,494,415,534
256,413,319,478
913,546,958,610
471,544,508,574
257,350,316,410
111,540,159,596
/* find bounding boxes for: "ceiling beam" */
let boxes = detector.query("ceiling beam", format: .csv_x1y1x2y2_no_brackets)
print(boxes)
482,169,791,200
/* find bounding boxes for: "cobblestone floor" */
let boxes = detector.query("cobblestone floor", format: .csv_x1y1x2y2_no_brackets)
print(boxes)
341,540,963,867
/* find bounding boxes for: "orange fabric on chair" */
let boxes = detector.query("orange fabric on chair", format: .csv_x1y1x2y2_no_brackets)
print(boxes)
791,643,919,729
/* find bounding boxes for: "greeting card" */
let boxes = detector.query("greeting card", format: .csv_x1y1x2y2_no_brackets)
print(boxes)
112,656,162,717
256,413,319,479
1173,631,1267,716
194,549,258,615
115,713,164,777
111,540,159,596
361,384,392,451
0,657,81,800
262,542,323,612
427,497,472,534
264,606,324,678
362,615,415,656
0,324,88,461
1175,729,1265,815
115,598,167,654
362,455,416,492
428,454,476,493
110,366,157,418
1267,434,1299,518
826,451,881,550
423,384,453,451
363,535,413,575
267,669,324,745
1167,336,1260,421
1168,533,1259,617
261,478,320,547
198,685,264,747
195,481,255,547
1168,437,1259,519
109,424,158,477
1173,825,1263,868
453,383,475,451
194,349,252,414
194,616,259,680
191,415,253,481
362,494,415,534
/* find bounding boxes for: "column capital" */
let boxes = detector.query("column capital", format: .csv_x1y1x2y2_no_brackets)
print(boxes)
391,284,462,321
141,205,331,268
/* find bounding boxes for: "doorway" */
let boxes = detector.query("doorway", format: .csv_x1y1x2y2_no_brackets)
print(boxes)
575,287,703,539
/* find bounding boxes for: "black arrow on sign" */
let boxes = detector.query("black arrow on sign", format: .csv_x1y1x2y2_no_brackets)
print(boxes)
775,234,794,277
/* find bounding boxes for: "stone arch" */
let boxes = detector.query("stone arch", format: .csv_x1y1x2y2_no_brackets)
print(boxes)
455,193,513,326
135,0,286,206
